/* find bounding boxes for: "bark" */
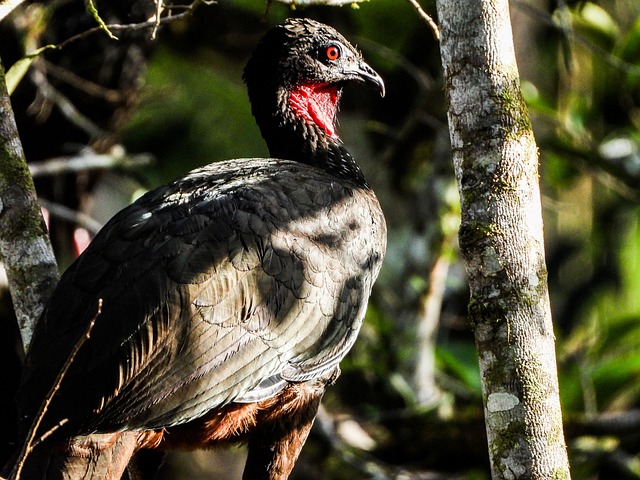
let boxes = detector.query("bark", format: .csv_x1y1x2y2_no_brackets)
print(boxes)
0,59,59,351
435,0,571,478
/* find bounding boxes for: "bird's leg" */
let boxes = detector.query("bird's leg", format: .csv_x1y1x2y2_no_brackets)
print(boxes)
243,392,322,480
243,369,339,480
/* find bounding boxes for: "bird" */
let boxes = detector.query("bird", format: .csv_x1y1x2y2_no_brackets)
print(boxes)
8,17,386,480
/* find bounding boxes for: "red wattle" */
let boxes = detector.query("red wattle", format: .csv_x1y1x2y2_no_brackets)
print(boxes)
289,84,339,138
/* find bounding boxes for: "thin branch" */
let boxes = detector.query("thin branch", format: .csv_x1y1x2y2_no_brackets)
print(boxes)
6,0,211,65
271,0,367,5
31,419,70,448
84,0,118,40
152,0,163,40
28,149,154,178
29,67,108,138
571,409,640,436
39,199,103,235
6,0,213,100
43,61,123,103
414,250,451,404
406,0,440,40
12,299,103,480
55,0,213,51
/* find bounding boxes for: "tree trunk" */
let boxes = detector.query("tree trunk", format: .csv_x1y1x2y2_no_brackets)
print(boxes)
435,0,572,478
0,59,59,351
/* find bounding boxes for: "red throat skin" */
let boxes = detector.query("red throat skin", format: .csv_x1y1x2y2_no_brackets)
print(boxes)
288,83,339,138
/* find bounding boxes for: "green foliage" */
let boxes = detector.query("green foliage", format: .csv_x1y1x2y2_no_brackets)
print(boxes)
436,341,482,395
123,46,265,185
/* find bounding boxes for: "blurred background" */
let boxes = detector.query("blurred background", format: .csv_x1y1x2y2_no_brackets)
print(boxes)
2,0,640,478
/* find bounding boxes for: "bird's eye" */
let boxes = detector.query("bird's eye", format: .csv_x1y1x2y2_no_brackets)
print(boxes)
325,44,341,61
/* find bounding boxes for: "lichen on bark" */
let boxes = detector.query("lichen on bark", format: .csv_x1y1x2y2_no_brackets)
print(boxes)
0,59,59,350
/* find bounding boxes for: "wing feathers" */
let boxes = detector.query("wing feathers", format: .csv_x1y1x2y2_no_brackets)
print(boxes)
19,160,386,434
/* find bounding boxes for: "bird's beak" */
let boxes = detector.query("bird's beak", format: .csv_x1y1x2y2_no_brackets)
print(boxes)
343,60,385,98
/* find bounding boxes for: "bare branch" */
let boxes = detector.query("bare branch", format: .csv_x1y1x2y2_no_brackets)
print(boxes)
5,0,212,67
12,299,102,480
406,0,440,40
43,61,124,103
55,0,213,51
84,0,118,40
152,0,163,40
29,66,107,138
31,419,70,448
271,0,367,6
39,199,103,235
28,149,154,178
413,251,451,404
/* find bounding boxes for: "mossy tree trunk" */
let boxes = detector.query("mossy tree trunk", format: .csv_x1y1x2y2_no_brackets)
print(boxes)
0,59,59,351
435,0,572,478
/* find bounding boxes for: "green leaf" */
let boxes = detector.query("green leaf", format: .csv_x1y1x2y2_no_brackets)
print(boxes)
6,45,56,95
436,342,482,393
578,2,620,40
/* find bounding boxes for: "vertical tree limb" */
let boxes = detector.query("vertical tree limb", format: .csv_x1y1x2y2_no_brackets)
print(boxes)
0,59,59,351
413,247,451,404
435,0,571,477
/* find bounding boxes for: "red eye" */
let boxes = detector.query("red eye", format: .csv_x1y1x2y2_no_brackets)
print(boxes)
326,45,340,61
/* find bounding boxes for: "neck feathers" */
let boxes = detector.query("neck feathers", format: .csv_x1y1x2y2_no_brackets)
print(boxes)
249,83,368,188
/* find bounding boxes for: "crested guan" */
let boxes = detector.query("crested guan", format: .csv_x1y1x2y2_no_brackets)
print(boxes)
8,18,386,480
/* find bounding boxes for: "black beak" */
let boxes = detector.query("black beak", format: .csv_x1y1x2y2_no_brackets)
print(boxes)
343,60,385,98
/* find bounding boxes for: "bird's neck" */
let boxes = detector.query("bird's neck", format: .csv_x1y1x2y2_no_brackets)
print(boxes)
253,83,368,188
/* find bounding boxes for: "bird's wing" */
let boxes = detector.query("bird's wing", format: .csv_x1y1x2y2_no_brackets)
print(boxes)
19,159,386,434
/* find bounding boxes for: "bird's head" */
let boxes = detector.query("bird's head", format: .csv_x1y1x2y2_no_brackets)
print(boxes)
244,18,384,141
